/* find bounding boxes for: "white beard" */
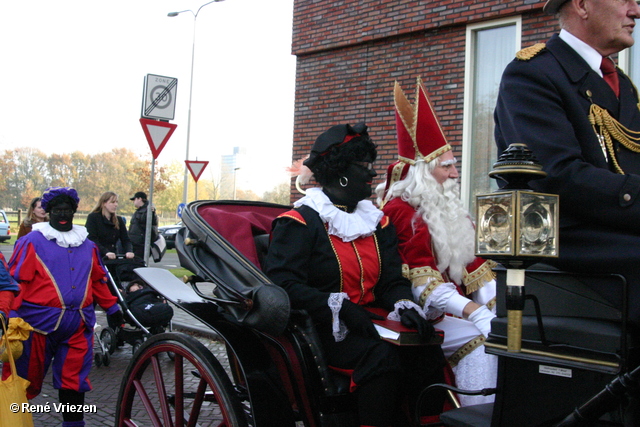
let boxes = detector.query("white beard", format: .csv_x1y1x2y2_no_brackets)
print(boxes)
414,178,476,284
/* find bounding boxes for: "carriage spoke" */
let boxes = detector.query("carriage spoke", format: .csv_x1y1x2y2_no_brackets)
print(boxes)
150,353,174,427
133,377,164,426
174,353,184,426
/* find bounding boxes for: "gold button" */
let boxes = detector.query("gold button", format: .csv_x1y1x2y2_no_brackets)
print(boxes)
586,90,592,97
624,194,631,202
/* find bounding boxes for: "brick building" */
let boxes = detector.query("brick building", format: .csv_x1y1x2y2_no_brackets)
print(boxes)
289,0,559,207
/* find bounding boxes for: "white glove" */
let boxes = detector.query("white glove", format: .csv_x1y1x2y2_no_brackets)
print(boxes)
468,305,495,338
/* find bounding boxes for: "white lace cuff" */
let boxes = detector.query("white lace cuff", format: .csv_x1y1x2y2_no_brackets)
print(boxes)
421,281,459,320
387,300,426,322
328,292,350,342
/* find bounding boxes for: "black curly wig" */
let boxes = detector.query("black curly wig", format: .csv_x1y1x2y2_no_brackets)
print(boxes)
310,135,377,186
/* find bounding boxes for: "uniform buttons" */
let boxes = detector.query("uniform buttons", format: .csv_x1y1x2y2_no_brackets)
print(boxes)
624,193,632,202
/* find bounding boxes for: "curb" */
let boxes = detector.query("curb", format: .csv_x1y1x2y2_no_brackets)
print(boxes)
171,320,221,340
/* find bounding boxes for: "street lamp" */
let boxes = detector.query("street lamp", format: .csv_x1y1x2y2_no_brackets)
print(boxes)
168,0,225,205
233,167,240,200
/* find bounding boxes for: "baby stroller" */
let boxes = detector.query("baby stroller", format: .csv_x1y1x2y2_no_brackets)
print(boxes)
94,256,173,367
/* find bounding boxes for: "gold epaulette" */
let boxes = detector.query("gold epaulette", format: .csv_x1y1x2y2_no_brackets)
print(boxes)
516,43,546,61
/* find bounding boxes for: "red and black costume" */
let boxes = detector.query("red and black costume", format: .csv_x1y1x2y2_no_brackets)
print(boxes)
265,188,445,425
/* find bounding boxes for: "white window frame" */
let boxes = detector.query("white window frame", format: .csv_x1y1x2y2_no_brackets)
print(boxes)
461,16,522,211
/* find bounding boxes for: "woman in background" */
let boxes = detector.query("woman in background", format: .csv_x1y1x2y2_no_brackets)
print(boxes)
17,197,47,239
86,191,134,260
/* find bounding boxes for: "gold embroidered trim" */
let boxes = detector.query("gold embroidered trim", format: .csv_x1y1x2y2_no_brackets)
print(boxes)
462,260,497,295
516,43,546,61
402,263,411,279
421,144,452,164
407,265,444,282
448,334,486,368
325,224,344,292
418,279,444,307
486,297,497,312
589,103,640,174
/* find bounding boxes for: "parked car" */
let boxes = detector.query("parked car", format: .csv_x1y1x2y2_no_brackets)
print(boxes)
158,221,182,249
0,210,10,243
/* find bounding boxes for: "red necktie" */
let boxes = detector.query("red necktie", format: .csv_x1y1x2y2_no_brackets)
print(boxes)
601,57,619,97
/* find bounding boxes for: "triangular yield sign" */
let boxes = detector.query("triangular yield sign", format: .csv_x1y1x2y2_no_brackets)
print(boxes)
185,160,209,182
140,118,177,159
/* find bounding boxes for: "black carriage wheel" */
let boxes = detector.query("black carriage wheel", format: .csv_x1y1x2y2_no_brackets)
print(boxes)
115,332,247,427
103,351,111,367
100,327,117,354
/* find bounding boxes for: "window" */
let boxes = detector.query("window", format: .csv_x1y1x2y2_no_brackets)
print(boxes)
461,17,521,211
618,33,638,82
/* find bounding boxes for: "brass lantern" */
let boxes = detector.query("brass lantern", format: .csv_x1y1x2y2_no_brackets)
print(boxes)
475,143,559,351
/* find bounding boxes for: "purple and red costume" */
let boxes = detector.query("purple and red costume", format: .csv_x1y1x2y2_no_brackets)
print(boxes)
3,225,119,398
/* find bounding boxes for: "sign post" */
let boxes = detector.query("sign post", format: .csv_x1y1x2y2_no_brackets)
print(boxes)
139,118,177,265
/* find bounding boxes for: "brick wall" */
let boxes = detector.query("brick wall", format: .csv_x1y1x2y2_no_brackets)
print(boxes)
291,0,559,201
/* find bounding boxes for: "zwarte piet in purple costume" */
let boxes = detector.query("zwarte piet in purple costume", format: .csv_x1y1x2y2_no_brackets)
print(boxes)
3,187,121,427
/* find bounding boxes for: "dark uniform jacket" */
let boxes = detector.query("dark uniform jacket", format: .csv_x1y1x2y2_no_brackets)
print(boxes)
494,34,640,322
128,201,158,247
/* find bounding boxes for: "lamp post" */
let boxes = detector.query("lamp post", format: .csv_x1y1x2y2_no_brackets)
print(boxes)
233,167,240,200
168,0,225,205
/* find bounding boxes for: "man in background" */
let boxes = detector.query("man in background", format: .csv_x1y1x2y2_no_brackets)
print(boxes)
128,191,158,261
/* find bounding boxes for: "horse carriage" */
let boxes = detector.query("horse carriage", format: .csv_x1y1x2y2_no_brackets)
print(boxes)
114,198,640,427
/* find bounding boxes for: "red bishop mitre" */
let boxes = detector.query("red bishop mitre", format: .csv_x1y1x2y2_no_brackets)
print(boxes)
381,77,451,206
395,76,451,165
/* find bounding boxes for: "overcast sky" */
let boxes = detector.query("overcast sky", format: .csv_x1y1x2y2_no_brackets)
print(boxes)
0,0,296,195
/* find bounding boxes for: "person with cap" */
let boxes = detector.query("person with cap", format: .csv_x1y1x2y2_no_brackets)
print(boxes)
265,123,447,427
128,191,158,260
3,186,123,427
494,1,640,422
376,77,497,407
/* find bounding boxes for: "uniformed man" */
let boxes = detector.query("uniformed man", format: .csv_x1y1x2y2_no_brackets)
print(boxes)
494,0,640,326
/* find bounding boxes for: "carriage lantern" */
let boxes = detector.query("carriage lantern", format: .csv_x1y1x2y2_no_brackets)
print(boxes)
475,143,559,352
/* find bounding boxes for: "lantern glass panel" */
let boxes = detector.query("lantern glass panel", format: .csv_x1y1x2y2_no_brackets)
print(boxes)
476,192,514,256
517,192,558,257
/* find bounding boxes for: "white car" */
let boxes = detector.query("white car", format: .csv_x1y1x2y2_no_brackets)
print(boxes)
0,210,10,243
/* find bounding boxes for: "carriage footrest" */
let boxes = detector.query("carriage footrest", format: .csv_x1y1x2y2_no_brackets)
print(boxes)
438,403,493,427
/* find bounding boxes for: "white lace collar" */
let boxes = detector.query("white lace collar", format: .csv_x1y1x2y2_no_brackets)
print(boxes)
33,222,89,248
294,187,383,242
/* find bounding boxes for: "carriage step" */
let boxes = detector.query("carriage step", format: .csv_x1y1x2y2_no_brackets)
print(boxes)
438,403,493,427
